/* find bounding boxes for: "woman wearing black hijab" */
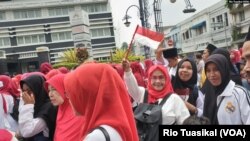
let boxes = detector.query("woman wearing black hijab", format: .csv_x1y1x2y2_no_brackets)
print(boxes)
203,54,250,124
201,48,242,91
173,57,204,116
17,75,57,141
212,48,242,85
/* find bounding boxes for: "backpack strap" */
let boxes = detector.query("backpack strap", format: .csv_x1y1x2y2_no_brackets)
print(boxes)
144,90,172,105
143,89,148,103
96,126,110,141
159,93,173,106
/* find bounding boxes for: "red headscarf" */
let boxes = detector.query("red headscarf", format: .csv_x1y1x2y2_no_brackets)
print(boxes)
144,59,154,78
45,69,61,80
111,64,124,78
130,62,146,87
230,49,241,64
58,67,69,74
0,129,12,141
0,75,20,114
46,74,84,141
64,63,139,141
12,74,22,90
0,75,20,97
40,62,53,75
147,65,174,103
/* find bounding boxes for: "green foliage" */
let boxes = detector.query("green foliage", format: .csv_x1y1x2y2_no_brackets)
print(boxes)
53,48,89,69
53,62,78,69
120,42,137,54
121,42,128,50
111,48,144,63
231,26,241,41
60,48,78,63
224,0,233,10
75,47,89,63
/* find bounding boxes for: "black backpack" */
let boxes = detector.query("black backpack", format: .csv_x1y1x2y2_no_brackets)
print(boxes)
134,90,172,141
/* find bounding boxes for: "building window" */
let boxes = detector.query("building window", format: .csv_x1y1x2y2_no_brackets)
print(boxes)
90,28,111,37
196,28,203,35
0,50,5,58
0,12,5,21
239,11,245,22
216,15,223,29
48,7,74,16
224,13,228,26
13,9,42,19
0,37,10,47
182,33,185,40
212,18,216,30
17,35,45,45
51,32,72,42
81,3,107,13
19,53,38,59
185,30,189,39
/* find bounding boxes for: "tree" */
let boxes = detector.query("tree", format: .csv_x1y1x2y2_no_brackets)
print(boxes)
224,0,233,10
121,42,128,50
53,48,89,69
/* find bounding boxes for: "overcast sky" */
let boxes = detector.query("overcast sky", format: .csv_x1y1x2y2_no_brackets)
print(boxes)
110,0,222,47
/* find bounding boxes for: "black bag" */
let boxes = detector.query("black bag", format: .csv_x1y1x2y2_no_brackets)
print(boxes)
134,90,172,141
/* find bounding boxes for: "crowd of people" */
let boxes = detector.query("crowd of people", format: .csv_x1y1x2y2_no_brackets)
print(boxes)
1,29,250,141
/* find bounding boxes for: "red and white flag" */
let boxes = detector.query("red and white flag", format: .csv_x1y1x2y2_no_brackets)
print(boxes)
133,25,164,50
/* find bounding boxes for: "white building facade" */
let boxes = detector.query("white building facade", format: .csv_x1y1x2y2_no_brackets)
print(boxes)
165,0,250,57
0,0,116,74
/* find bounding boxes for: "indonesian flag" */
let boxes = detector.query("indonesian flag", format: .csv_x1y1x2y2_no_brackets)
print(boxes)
133,25,164,49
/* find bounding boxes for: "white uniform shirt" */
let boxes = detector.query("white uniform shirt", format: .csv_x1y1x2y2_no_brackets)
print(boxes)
168,66,177,78
0,94,18,132
124,71,190,125
217,80,250,124
18,100,49,138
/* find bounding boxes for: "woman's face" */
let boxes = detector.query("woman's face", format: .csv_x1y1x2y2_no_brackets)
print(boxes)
202,49,209,61
206,63,222,86
48,85,64,106
22,83,33,96
167,58,178,68
150,70,166,91
178,61,193,82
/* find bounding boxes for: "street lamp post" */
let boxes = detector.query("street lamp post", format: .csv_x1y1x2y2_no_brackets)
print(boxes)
123,1,150,58
123,5,144,27
123,0,196,57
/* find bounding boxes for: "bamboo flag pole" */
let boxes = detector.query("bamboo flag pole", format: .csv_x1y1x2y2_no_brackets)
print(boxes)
124,25,139,59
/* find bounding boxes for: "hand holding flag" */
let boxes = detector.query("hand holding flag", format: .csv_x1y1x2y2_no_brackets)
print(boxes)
124,25,164,59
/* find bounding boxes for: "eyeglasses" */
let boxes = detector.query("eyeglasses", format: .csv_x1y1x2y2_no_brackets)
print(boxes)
151,75,165,81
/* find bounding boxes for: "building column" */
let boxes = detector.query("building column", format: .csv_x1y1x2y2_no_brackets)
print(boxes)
36,46,50,65
0,58,8,74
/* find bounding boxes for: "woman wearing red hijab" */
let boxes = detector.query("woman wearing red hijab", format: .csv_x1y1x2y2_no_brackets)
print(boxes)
0,75,20,132
39,62,53,75
0,129,18,141
122,60,190,125
46,74,85,141
130,62,146,88
45,69,61,80
64,63,139,141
